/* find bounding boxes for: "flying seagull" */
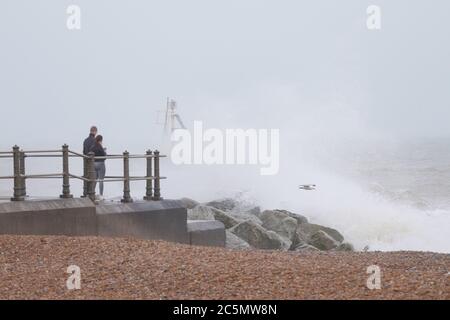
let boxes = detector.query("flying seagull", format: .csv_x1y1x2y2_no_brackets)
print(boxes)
299,184,316,191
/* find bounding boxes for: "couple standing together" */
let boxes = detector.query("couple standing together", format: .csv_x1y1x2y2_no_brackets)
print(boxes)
83,126,106,199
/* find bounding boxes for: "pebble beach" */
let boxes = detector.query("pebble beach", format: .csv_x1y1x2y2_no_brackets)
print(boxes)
0,235,448,300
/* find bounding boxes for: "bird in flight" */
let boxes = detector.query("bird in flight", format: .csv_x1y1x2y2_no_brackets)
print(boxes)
299,184,316,191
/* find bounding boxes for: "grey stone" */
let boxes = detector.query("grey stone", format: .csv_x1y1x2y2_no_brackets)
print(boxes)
271,209,309,224
179,197,199,209
292,243,320,252
308,230,340,251
229,212,263,225
334,242,355,252
229,220,290,250
293,223,344,246
205,198,238,212
225,230,251,250
245,206,261,216
188,205,240,229
188,205,216,220
210,207,240,229
259,210,298,240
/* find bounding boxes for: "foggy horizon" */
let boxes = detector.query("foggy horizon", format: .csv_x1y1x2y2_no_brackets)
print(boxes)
1,1,450,152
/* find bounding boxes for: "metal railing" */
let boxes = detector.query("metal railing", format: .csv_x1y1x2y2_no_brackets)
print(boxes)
0,145,166,203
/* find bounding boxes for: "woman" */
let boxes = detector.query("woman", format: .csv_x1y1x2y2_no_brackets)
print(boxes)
90,135,106,199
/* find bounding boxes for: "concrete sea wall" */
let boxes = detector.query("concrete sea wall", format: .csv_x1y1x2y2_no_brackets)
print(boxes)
0,198,225,247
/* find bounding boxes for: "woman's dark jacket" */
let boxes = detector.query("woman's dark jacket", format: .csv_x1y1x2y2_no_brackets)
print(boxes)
90,143,106,162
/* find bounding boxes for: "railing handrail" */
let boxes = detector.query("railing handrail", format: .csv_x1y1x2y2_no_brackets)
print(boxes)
0,149,166,160
0,145,164,203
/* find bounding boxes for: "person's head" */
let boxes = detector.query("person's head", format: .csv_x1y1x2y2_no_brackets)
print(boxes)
90,126,98,136
95,135,103,145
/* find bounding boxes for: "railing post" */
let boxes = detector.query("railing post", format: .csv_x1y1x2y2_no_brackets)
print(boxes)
19,150,26,198
152,150,162,201
82,156,88,198
87,151,96,201
11,145,24,201
121,151,133,203
60,144,73,199
143,150,153,200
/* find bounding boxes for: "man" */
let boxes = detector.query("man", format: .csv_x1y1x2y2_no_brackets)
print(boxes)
82,126,97,197
83,126,97,155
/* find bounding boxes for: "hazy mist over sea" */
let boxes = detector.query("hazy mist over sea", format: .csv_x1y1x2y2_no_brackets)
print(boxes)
1,1,450,253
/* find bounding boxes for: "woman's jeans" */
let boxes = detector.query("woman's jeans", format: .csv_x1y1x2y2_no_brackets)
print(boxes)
94,162,106,196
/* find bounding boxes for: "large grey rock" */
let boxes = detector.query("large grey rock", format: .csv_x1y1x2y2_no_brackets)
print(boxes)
179,197,199,209
334,242,355,252
270,209,309,224
229,212,263,225
245,206,261,216
188,205,216,220
225,230,251,250
229,220,290,250
188,204,241,229
292,243,320,252
204,198,262,224
308,230,340,251
205,198,238,212
293,223,344,244
211,207,240,229
259,210,298,240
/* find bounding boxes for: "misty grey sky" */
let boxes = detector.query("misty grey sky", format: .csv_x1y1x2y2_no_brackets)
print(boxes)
1,0,450,153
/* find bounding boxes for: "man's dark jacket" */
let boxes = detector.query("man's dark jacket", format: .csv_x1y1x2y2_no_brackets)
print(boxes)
83,134,96,155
